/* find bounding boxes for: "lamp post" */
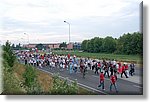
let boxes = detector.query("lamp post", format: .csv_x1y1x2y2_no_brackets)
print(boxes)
64,21,70,43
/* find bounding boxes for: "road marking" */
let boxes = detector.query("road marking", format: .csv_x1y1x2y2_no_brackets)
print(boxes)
133,85,143,88
77,82,108,95
37,67,109,95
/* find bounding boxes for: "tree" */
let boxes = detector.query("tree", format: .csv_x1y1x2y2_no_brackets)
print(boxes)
93,37,103,53
131,32,143,55
116,32,143,55
3,40,16,70
11,44,15,50
88,38,95,53
23,65,42,94
85,40,90,52
16,43,21,50
2,41,24,94
81,32,142,55
59,42,67,49
81,40,88,51
102,36,116,53
35,43,45,50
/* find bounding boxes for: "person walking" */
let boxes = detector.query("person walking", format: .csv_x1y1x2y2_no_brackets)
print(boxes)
118,62,122,74
110,65,114,76
25,57,28,65
125,63,129,77
97,62,101,73
95,63,99,75
121,64,128,78
110,74,118,93
80,59,84,73
69,59,73,74
98,72,105,90
104,63,110,78
83,63,87,78
129,63,135,76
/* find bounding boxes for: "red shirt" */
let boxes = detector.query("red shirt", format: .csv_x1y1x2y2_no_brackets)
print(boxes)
42,55,44,60
68,54,70,59
110,75,116,84
125,65,128,70
100,73,104,81
98,63,101,68
118,63,121,68
122,66,125,72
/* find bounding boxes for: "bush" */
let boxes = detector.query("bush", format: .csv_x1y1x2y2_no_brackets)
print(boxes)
50,74,78,95
2,41,16,71
22,65,43,94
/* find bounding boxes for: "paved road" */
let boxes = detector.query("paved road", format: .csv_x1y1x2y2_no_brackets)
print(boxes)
20,60,142,95
37,65,143,95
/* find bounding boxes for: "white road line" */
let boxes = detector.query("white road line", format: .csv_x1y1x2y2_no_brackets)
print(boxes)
77,82,108,95
133,85,143,88
37,67,109,95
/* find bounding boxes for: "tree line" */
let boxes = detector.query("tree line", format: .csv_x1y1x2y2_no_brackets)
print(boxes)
81,32,143,55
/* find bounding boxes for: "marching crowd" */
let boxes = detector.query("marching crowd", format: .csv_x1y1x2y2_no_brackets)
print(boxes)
16,50,136,93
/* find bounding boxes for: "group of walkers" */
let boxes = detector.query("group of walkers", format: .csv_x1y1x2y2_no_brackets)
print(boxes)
98,71,118,93
16,50,136,93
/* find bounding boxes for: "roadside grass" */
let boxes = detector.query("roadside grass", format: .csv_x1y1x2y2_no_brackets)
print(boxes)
3,62,26,95
53,50,142,64
13,62,95,94
78,87,97,95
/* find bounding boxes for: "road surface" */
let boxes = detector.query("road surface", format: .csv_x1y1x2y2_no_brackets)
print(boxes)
35,65,143,95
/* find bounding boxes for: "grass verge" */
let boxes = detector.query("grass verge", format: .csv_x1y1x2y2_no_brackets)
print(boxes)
13,62,95,95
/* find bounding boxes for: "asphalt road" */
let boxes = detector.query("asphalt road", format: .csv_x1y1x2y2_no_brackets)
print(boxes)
36,65,143,95
19,60,142,95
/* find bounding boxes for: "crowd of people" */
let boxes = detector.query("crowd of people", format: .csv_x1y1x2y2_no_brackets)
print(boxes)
16,50,136,93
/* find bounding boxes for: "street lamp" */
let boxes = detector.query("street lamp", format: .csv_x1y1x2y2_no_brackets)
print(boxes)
24,33,29,44
64,21,70,43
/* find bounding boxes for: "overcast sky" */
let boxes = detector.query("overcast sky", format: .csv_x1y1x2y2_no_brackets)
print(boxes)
0,0,141,44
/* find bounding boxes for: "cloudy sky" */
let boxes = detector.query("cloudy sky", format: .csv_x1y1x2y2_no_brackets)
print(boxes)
0,0,141,45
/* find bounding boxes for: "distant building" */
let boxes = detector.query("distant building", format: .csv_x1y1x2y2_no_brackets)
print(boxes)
23,44,36,49
23,42,81,50
47,43,60,49
23,43,60,49
67,43,73,50
73,42,81,50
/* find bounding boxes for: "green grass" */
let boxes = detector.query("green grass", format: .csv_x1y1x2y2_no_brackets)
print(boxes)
9,62,96,95
53,50,142,64
78,87,97,95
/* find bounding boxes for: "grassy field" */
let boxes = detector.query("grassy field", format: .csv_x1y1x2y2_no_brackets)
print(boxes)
53,50,142,64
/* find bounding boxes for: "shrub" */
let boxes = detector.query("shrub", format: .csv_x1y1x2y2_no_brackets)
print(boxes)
50,74,78,95
2,41,16,71
22,65,43,94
